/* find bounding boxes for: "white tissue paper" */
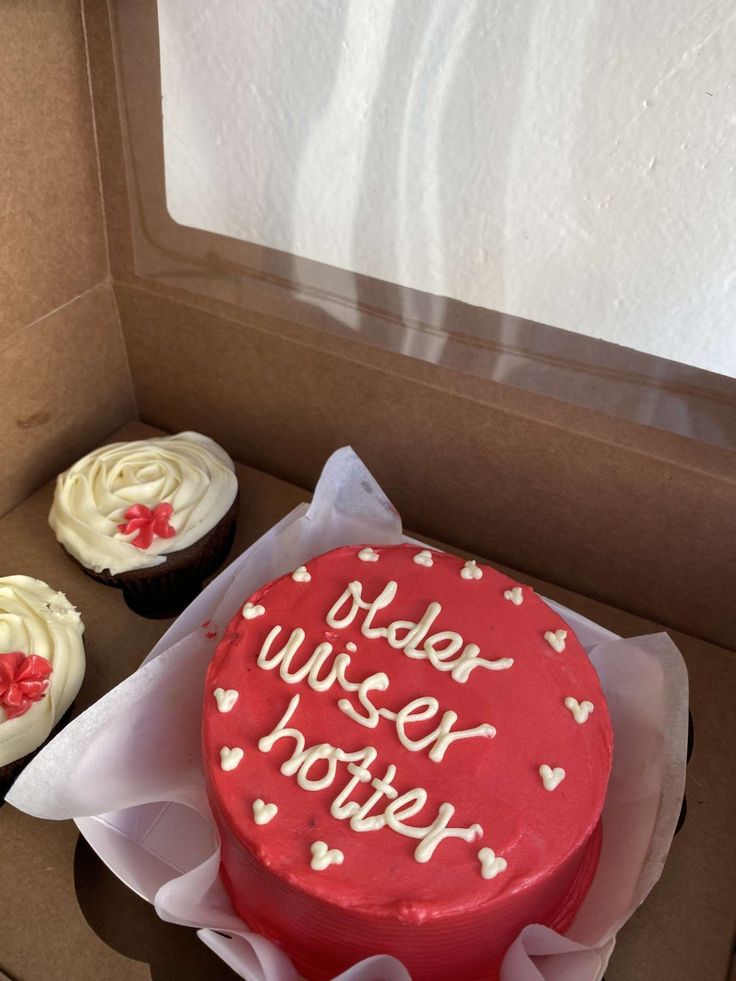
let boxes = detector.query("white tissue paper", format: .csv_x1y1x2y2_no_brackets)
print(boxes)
7,447,689,981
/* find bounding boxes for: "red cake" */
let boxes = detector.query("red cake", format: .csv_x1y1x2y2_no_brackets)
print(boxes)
203,544,613,980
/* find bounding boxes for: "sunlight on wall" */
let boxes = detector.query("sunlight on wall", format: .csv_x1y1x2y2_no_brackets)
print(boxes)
159,0,736,378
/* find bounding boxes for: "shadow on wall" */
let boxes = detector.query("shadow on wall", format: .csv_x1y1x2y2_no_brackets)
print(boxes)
352,0,533,365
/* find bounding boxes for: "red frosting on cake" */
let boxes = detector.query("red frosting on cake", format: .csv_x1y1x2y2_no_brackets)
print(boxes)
203,545,613,980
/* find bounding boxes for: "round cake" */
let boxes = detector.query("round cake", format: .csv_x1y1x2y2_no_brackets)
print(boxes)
0,576,85,793
49,431,239,617
203,544,613,980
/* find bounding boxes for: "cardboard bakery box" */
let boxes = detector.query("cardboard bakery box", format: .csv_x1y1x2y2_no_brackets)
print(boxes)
1,2,734,980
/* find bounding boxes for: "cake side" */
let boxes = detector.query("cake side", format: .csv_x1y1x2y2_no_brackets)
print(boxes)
212,800,603,981
203,544,613,979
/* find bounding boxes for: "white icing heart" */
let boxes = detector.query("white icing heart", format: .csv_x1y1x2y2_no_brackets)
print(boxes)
357,547,379,562
213,687,239,713
310,840,344,871
460,560,483,580
504,586,524,606
478,847,508,880
242,602,265,619
544,629,567,653
292,566,312,583
564,696,594,724
252,798,278,825
539,764,566,791
413,549,434,568
219,746,244,771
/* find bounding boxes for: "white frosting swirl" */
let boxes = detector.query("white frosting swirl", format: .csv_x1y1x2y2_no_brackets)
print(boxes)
49,432,238,574
0,576,85,768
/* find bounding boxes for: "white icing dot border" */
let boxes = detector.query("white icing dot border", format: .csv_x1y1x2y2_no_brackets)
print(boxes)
539,764,565,791
252,799,278,825
243,602,265,619
478,847,508,880
544,629,567,653
357,547,379,562
219,746,244,771
310,840,344,871
564,696,594,724
460,560,483,581
213,687,239,713
503,586,523,606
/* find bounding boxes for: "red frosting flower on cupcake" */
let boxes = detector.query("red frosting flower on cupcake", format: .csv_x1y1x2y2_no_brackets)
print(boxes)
117,502,176,550
0,652,53,719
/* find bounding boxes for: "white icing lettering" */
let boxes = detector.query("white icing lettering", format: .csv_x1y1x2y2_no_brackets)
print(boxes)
259,694,376,794
259,697,483,863
384,796,483,864
361,582,398,638
258,692,304,756
259,625,357,693
349,764,398,831
326,579,396,635
330,748,378,820
387,602,442,656
283,742,342,791
337,669,389,728
326,579,513,683
386,697,496,763
450,643,514,684
383,787,428,837
414,806,483,863
259,615,498,761
418,628,462,664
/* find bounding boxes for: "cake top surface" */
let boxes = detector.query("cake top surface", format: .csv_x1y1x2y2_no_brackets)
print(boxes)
49,431,238,575
0,576,85,767
203,544,612,918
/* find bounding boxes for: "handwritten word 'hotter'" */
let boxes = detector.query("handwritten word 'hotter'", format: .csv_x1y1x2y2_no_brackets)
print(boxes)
259,693,483,864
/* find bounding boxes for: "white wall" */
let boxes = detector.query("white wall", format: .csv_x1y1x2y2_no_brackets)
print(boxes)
158,0,736,378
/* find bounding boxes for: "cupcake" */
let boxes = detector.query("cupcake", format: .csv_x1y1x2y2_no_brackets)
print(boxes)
0,576,85,797
49,432,239,617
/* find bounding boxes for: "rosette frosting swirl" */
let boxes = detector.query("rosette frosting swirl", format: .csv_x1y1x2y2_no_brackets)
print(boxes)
0,576,85,768
49,432,238,575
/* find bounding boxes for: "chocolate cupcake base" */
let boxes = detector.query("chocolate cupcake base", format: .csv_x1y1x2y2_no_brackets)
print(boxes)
79,494,239,618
